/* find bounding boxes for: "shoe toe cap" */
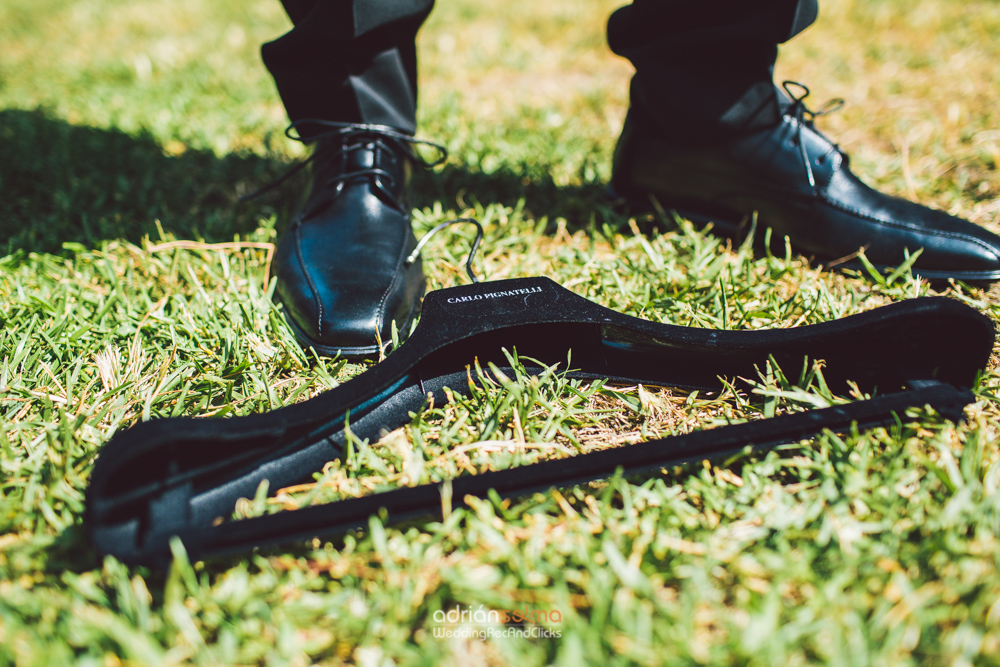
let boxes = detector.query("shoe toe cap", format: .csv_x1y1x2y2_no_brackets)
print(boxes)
822,170,1000,279
868,203,1000,280
914,213,1000,278
273,223,424,356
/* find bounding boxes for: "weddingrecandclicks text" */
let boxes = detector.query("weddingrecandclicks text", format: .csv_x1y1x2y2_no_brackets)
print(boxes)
431,604,563,639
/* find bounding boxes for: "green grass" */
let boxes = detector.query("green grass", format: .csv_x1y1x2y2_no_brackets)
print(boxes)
2,0,1000,664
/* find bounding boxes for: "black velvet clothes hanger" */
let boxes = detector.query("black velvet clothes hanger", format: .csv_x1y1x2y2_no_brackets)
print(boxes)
85,226,996,567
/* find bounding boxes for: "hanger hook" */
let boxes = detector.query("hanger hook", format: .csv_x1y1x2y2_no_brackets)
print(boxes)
405,218,485,283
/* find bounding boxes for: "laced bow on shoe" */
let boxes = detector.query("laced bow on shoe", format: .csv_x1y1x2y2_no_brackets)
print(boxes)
239,120,447,212
782,81,845,190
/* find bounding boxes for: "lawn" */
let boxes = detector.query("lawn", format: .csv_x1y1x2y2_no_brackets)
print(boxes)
2,0,1000,664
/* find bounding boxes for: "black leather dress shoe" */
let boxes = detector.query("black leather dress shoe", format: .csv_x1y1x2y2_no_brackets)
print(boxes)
273,122,439,358
610,83,1000,281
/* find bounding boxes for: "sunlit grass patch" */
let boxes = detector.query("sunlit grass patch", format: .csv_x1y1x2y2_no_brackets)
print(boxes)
2,0,1000,664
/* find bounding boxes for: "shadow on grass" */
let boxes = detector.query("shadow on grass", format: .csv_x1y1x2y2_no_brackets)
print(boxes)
1,108,634,257
413,161,622,234
0,108,296,255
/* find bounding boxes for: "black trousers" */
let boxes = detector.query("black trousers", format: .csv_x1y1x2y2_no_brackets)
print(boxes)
262,0,819,139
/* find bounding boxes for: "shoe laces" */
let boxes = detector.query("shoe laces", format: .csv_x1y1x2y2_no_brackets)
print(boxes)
239,120,447,214
405,217,485,283
782,81,845,190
